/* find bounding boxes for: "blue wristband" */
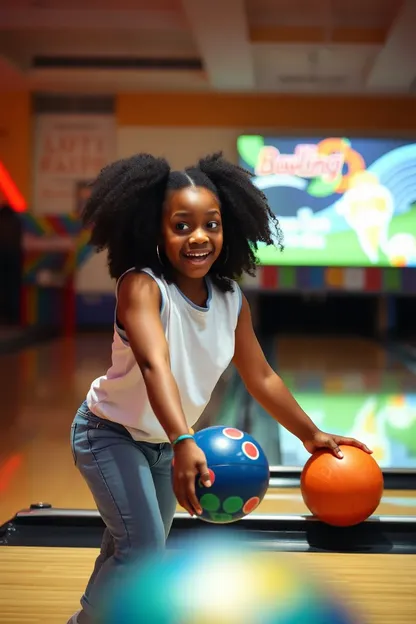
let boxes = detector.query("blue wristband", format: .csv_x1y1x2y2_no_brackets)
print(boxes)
172,434,194,446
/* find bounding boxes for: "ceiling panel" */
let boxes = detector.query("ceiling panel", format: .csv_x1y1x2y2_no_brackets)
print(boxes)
253,43,380,92
0,0,412,94
27,67,209,93
330,0,401,27
0,29,197,64
0,0,181,10
246,0,401,28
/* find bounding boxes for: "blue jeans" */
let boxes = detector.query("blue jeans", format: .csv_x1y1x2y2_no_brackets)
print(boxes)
70,402,176,620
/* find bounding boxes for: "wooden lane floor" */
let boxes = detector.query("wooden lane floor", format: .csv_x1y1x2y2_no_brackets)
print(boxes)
215,334,416,469
0,336,415,623
275,335,411,371
264,335,416,470
0,334,119,526
0,547,415,623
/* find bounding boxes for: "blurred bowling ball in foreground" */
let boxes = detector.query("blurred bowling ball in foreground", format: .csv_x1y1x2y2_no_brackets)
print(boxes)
97,533,362,624
301,445,384,527
193,426,270,523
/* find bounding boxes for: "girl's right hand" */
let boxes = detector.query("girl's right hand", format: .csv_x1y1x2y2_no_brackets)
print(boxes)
172,439,212,516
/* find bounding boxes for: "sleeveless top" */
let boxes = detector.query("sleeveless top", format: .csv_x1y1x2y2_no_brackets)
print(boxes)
86,267,242,443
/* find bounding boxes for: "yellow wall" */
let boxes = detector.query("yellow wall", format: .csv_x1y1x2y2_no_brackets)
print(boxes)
0,92,31,203
116,93,416,132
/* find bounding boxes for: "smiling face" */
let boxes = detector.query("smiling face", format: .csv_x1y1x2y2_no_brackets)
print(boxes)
161,186,223,280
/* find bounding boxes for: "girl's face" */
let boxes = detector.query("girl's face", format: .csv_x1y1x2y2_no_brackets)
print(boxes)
161,186,223,280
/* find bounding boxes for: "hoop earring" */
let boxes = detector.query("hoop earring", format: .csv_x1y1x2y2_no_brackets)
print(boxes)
156,245,164,266
222,246,229,265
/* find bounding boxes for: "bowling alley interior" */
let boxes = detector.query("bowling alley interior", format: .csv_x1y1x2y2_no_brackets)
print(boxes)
1,1,416,623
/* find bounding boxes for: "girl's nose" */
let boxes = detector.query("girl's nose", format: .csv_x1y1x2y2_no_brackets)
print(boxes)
189,228,209,244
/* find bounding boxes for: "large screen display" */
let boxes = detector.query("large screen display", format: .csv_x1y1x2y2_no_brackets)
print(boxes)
237,135,416,267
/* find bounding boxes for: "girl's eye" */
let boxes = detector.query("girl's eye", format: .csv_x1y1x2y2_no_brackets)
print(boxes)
207,221,220,229
175,223,189,231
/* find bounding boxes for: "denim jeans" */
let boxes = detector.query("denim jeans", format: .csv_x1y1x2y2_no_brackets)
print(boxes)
70,401,176,620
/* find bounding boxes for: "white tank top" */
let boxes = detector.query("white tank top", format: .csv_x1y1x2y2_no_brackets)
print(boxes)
86,268,242,443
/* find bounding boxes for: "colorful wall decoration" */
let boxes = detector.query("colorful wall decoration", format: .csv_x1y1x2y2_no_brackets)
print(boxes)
238,135,416,268
21,213,92,282
240,265,416,293
20,213,93,331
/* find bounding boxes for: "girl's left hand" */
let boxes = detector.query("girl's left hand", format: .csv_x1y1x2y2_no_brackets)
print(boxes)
303,430,372,459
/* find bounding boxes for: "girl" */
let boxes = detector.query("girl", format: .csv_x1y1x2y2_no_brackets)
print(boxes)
68,152,371,624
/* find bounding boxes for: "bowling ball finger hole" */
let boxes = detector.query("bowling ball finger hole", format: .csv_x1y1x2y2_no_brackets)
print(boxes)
198,468,215,488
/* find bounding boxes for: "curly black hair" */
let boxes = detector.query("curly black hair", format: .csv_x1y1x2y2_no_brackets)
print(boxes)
81,152,283,292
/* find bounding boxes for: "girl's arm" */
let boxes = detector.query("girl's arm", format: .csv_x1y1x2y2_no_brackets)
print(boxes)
117,272,191,443
232,293,371,458
117,272,211,515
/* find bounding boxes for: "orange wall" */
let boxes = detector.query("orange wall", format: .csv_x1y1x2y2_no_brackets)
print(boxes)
0,92,31,203
116,93,416,132
0,91,414,207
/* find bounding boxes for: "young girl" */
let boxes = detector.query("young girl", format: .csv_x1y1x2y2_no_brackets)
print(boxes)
68,152,371,623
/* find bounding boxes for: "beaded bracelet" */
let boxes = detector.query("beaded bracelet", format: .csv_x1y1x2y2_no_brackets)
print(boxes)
172,433,194,446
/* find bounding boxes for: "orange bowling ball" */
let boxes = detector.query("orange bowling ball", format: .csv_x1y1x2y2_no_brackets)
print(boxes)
300,445,384,527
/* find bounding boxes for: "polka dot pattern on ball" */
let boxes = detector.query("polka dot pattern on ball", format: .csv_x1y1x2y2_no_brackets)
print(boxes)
223,427,244,440
200,494,221,512
242,441,260,460
243,497,260,514
223,496,244,514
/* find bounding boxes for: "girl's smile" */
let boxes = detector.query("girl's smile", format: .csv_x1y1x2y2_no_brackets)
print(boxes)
181,249,213,265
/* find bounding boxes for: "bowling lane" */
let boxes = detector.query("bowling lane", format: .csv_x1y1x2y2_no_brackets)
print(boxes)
0,333,234,525
286,551,416,624
239,336,416,470
0,547,415,623
1,334,415,527
257,488,416,517
0,335,114,525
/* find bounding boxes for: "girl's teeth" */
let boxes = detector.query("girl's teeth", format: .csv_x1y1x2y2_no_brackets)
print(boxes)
186,253,209,257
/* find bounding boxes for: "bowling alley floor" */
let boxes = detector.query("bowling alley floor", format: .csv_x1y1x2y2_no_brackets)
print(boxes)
0,332,415,623
1,333,415,523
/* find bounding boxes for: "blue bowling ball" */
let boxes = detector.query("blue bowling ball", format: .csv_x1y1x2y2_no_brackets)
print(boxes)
193,425,270,523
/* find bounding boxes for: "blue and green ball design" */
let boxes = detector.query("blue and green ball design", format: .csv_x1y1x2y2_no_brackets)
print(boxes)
193,426,270,523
